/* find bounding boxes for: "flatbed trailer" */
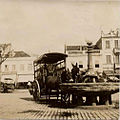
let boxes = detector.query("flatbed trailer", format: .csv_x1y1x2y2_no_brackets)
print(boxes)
60,82,119,106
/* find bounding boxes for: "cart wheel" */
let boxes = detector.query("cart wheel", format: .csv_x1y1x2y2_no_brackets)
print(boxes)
3,85,8,93
61,92,70,105
32,82,40,101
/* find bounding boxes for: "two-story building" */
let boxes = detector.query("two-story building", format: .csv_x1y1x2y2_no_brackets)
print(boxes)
0,44,36,88
95,29,120,74
65,45,102,72
65,29,120,75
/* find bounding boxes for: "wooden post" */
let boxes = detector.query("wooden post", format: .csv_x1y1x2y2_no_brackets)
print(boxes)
104,95,109,105
99,94,110,105
77,95,83,105
72,94,77,104
109,94,112,105
86,95,97,106
92,96,97,106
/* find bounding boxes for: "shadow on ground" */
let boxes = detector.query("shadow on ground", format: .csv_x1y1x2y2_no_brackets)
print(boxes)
20,97,76,108
20,97,119,109
20,97,34,101
18,109,75,118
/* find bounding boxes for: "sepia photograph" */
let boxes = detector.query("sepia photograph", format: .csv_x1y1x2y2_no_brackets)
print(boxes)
0,0,120,119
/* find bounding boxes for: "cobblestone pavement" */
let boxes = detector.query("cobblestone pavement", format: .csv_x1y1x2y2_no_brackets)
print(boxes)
0,89,119,120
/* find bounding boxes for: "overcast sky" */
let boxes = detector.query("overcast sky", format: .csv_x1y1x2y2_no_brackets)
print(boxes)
0,0,120,55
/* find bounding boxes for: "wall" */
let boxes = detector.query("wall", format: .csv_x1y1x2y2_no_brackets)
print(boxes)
1,57,36,84
66,46,102,72
101,37,120,71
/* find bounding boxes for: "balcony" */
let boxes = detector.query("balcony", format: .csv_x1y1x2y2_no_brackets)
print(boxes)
113,48,120,54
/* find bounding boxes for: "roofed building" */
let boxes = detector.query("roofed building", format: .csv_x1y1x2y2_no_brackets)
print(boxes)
65,29,120,76
65,45,102,72
1,46,36,88
95,29,120,76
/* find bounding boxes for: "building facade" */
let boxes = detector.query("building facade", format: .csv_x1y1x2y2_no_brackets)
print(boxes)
65,45,102,72
0,44,36,87
96,29,120,73
65,29,120,74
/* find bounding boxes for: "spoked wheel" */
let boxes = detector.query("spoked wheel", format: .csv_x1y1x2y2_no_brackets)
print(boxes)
61,92,70,105
32,82,40,101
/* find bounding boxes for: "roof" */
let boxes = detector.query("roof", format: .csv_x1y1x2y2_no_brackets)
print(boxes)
34,52,68,64
14,51,30,57
101,29,120,38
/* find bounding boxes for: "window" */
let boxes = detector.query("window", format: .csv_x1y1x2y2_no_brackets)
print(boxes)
20,64,24,71
79,65,83,68
4,65,9,72
115,40,118,48
115,55,119,64
12,65,16,71
106,55,111,64
95,64,99,68
28,64,32,71
106,40,110,49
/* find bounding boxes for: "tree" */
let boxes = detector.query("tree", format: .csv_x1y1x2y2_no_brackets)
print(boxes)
0,44,13,92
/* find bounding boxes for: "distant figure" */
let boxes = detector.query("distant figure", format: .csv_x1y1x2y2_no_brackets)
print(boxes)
71,63,79,82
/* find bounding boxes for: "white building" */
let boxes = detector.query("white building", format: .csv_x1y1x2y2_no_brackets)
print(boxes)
65,45,102,72
65,29,120,75
0,44,36,87
95,29,120,73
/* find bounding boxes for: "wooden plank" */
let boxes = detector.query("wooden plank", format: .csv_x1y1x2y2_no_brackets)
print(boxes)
83,111,91,119
97,111,106,120
73,111,78,120
80,111,88,120
99,110,111,120
33,111,41,119
104,111,117,120
91,111,100,119
77,111,83,120
55,110,59,120
98,111,108,119
60,83,119,94
86,111,95,120
111,109,119,116
43,110,52,119
93,111,101,119
89,111,97,119
108,110,119,119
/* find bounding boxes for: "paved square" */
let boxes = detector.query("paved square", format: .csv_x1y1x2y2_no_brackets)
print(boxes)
0,90,119,119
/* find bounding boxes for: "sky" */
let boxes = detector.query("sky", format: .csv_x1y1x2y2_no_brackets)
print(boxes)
0,0,120,56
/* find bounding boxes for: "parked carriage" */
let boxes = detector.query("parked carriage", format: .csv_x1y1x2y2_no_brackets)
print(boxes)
29,52,68,101
28,52,119,107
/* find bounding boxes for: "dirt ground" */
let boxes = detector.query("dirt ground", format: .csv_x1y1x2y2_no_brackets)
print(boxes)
0,89,119,119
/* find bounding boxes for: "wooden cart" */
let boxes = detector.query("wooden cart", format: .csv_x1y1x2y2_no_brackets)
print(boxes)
60,83,119,106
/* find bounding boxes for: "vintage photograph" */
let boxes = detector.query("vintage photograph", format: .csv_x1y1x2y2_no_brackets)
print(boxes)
0,0,119,119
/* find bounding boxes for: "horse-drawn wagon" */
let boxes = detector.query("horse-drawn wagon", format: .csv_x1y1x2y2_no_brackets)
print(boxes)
28,50,119,107
29,52,68,101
